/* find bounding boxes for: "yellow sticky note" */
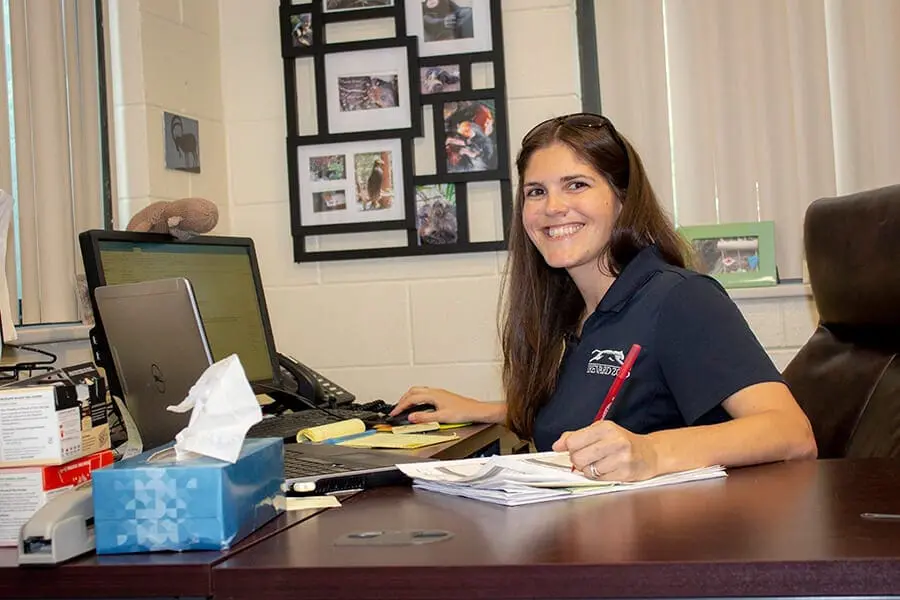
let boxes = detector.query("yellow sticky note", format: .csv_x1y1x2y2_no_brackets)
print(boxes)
297,418,366,443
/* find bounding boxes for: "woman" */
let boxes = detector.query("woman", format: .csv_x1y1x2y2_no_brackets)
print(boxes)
391,113,817,481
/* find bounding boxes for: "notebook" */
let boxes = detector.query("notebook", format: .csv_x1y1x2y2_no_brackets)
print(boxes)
397,452,728,506
94,277,432,495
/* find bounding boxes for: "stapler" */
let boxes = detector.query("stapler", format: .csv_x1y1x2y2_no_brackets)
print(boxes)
18,482,95,565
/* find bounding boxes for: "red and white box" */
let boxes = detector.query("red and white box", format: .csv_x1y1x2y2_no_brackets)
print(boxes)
0,449,114,546
0,363,110,468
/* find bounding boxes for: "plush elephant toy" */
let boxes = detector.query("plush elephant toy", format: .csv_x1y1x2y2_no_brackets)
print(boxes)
126,198,218,240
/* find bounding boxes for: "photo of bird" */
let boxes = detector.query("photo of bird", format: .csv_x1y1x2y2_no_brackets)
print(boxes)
354,152,392,211
367,158,384,208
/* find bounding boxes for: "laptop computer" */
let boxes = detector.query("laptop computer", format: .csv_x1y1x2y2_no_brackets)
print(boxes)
94,277,212,449
93,277,431,494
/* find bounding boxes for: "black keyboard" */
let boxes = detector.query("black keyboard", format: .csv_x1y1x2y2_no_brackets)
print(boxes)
282,454,357,478
246,407,386,441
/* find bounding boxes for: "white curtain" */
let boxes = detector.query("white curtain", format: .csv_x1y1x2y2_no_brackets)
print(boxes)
594,0,900,280
0,0,106,326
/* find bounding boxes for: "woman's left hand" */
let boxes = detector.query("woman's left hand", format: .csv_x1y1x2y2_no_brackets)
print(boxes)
552,421,660,482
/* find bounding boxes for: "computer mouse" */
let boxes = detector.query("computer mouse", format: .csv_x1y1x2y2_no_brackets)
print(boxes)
385,403,437,426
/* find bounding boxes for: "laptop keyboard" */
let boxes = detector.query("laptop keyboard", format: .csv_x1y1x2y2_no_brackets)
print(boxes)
282,453,358,478
246,407,386,441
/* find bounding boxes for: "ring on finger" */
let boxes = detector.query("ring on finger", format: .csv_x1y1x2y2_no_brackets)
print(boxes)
588,463,599,479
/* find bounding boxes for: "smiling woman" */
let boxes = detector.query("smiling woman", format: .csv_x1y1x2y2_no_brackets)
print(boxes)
390,113,817,483
520,145,621,281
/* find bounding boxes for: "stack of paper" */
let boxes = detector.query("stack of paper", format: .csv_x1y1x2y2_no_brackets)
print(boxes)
396,452,727,506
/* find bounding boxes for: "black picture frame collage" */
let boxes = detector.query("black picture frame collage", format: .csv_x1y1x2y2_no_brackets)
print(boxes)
279,0,512,262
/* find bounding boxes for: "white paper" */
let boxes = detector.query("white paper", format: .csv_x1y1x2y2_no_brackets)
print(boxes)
0,190,18,343
397,452,727,506
166,354,262,463
285,496,342,511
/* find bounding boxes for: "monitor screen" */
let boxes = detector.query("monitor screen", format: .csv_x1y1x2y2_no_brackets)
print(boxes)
79,230,281,391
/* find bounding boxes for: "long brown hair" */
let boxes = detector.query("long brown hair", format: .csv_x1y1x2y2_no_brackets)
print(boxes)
500,114,691,440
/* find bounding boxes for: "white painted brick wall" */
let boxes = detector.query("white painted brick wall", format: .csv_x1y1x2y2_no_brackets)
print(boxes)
110,0,230,229
731,287,818,372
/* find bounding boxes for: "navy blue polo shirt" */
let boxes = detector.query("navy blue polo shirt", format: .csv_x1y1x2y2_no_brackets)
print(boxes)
532,245,783,452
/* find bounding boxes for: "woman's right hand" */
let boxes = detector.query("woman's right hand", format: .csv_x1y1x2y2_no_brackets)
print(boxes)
389,386,505,425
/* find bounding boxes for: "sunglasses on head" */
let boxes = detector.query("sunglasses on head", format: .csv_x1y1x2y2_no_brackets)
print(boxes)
522,112,626,150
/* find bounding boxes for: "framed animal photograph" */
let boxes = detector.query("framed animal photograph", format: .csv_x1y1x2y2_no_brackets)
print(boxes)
289,13,313,48
323,40,416,135
163,112,200,173
296,138,407,228
279,4,318,58
442,99,498,174
677,221,778,288
416,183,459,245
420,64,461,95
404,0,493,57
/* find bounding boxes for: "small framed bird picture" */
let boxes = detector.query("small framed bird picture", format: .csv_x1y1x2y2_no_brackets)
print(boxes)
294,137,409,230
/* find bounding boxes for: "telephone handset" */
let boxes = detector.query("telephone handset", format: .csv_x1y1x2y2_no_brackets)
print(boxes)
269,352,356,411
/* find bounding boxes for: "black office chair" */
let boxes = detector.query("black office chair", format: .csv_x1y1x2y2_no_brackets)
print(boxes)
783,184,900,458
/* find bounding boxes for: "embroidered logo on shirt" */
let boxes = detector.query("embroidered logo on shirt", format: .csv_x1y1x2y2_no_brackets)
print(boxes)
587,349,625,376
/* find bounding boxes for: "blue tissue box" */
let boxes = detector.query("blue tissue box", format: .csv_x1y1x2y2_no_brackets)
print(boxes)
92,437,284,554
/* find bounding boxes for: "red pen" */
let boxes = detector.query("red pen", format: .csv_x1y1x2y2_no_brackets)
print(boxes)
571,343,642,472
594,343,642,422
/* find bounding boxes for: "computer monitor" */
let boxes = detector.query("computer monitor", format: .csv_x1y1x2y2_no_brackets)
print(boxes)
79,229,282,399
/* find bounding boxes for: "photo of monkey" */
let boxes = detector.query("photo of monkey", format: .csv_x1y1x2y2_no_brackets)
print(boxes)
420,65,461,95
338,74,400,112
443,100,497,173
290,13,313,48
309,155,346,182
421,0,474,42
312,190,348,213
354,151,393,211
404,0,492,58
324,0,393,12
416,184,458,245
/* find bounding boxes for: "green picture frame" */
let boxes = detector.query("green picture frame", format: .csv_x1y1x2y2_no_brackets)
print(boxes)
677,221,778,288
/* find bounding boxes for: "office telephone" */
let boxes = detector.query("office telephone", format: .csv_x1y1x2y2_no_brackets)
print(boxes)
270,353,356,411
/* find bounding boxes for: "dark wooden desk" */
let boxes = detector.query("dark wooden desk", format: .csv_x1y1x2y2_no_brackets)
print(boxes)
0,507,326,599
397,423,504,460
213,458,900,600
0,424,505,599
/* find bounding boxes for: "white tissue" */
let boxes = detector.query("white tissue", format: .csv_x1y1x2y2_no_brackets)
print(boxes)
165,354,262,463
